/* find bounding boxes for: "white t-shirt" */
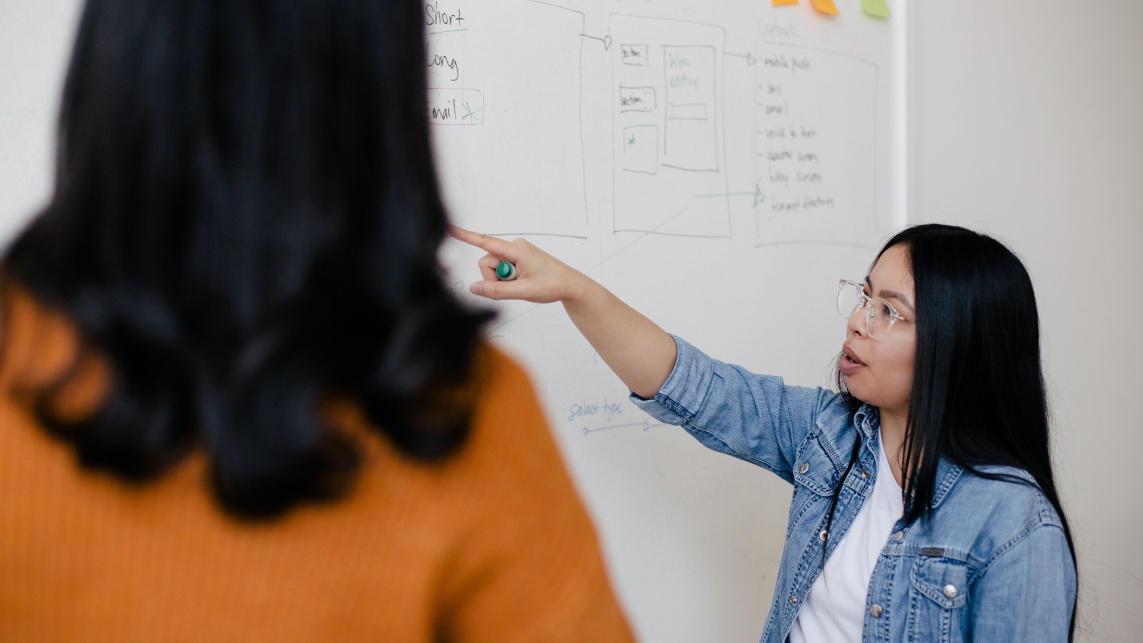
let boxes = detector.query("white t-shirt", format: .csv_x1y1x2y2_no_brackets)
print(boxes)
787,431,903,643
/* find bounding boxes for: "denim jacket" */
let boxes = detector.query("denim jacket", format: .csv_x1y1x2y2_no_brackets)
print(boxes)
631,337,1076,643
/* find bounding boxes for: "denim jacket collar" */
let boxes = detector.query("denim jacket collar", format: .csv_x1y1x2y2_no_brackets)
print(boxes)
853,403,963,508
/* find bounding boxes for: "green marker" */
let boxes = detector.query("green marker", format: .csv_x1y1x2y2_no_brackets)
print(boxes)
495,261,517,281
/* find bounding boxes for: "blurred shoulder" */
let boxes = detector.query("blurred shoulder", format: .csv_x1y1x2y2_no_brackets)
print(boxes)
474,344,537,395
466,345,552,446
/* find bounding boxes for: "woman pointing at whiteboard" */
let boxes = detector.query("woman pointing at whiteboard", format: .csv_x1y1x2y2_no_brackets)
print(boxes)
453,223,1078,642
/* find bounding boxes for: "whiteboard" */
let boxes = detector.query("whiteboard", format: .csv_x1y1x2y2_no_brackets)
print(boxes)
433,1,905,640
0,1,906,640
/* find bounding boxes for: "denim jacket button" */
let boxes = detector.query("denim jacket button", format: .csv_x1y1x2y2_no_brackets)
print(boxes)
891,530,904,541
860,469,870,478
790,596,798,606
819,530,829,541
943,584,958,599
869,604,883,618
798,462,810,474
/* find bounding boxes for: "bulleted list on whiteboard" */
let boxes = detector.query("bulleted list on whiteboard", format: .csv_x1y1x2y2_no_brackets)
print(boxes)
755,43,878,245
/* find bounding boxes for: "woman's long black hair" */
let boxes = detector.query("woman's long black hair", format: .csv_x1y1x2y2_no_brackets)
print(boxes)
829,224,1077,637
1,0,492,518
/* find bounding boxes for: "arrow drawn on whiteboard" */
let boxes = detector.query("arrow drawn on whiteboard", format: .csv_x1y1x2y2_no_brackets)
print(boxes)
694,182,766,208
583,418,666,435
579,29,612,51
724,50,757,66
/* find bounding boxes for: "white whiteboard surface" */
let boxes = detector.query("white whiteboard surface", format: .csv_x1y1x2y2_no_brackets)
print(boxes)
0,1,905,641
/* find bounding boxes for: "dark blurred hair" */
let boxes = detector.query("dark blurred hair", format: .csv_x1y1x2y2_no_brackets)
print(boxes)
1,0,492,518
829,223,1076,637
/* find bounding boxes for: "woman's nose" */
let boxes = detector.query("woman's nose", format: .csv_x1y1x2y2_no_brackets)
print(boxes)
846,303,867,337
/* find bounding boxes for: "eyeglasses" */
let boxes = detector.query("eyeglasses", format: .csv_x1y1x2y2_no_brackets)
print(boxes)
837,279,912,341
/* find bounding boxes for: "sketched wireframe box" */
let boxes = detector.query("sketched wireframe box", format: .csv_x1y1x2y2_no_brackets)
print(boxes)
622,125,659,175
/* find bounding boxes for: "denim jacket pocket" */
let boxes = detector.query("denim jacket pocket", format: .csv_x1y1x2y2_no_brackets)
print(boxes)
907,557,970,643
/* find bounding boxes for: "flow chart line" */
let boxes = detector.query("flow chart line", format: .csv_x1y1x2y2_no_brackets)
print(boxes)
582,419,667,435
694,183,766,207
724,51,757,65
579,30,612,51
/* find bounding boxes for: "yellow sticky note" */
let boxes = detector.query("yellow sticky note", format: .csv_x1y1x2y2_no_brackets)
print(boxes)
772,0,799,5
862,0,892,18
810,0,839,15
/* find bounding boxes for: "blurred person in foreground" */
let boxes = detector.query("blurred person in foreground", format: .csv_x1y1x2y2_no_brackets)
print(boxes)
0,1,634,640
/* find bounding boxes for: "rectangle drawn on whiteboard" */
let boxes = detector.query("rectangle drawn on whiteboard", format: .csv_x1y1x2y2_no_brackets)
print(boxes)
621,44,649,66
611,15,729,238
619,86,656,113
662,46,718,171
666,102,708,121
622,125,659,175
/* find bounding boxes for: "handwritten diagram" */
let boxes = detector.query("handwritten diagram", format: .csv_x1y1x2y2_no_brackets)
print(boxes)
754,44,879,246
428,4,883,247
611,16,731,237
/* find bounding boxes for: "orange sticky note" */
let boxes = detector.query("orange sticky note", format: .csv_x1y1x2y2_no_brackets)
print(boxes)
862,0,892,18
772,0,799,5
810,0,839,15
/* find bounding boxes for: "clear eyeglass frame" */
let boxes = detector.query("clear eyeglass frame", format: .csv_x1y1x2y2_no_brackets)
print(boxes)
837,279,911,341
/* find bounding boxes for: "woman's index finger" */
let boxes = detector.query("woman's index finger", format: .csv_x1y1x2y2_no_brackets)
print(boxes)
449,225,519,261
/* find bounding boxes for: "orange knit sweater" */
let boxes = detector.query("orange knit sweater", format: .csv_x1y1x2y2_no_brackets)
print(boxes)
0,289,634,642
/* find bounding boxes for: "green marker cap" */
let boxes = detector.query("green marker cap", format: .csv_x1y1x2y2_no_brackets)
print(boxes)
495,261,517,281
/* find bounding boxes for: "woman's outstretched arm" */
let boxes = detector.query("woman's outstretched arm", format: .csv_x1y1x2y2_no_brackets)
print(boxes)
450,226,676,399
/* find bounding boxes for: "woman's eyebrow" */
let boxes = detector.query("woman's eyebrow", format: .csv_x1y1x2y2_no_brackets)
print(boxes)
879,289,915,312
865,276,916,312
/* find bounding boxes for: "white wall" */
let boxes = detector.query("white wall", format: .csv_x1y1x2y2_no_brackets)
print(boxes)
909,2,1143,640
0,0,81,242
